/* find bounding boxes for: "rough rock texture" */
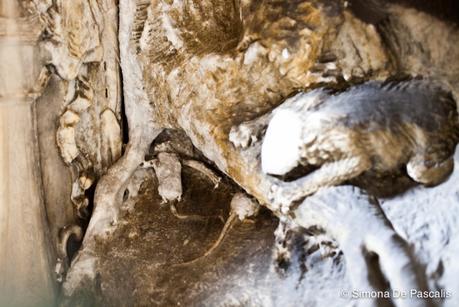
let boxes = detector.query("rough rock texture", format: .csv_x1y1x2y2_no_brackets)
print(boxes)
3,0,459,306
102,0,395,228
380,148,459,307
66,161,349,307
65,145,459,307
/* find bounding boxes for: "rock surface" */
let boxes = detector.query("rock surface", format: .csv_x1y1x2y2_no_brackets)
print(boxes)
1,0,122,305
65,146,459,306
61,1,459,306
2,1,459,306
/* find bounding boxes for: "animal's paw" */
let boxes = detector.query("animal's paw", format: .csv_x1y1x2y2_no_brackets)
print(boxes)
304,232,341,261
229,123,259,149
269,183,298,214
231,193,260,221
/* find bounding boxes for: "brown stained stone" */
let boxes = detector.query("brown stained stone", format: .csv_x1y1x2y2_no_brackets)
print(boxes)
73,164,347,307
91,166,278,306
91,167,276,306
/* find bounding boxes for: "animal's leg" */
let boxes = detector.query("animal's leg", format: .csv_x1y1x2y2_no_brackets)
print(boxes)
308,233,340,260
229,112,273,148
270,156,370,213
63,130,161,297
407,155,454,186
273,216,294,274
294,187,433,307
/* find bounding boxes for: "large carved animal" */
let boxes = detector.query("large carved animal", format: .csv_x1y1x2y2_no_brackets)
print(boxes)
262,79,459,211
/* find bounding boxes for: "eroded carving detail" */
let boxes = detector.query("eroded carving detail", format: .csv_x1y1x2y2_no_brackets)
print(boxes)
61,1,459,305
41,0,123,221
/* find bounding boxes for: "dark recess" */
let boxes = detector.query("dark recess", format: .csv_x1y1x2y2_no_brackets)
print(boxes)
350,0,459,24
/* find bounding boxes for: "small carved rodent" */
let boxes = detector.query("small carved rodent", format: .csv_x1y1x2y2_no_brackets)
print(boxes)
262,79,459,212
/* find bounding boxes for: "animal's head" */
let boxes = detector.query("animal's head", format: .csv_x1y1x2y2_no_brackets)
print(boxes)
261,91,327,175
261,108,304,176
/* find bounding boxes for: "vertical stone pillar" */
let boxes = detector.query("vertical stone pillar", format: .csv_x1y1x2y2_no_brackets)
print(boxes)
0,2,56,306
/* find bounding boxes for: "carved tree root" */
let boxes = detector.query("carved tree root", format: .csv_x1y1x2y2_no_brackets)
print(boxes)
62,136,156,297
62,0,163,297
294,186,434,307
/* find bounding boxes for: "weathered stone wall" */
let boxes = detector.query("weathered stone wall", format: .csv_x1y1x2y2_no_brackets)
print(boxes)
1,0,122,305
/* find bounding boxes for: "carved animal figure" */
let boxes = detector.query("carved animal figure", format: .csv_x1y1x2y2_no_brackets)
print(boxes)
63,0,459,299
262,79,459,212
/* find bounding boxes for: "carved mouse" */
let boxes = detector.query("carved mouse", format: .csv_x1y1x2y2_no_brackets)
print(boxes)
261,79,459,212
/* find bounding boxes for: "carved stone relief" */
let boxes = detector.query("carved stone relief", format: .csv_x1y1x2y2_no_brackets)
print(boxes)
2,1,459,306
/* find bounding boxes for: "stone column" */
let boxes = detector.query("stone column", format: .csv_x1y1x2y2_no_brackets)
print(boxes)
0,2,56,306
